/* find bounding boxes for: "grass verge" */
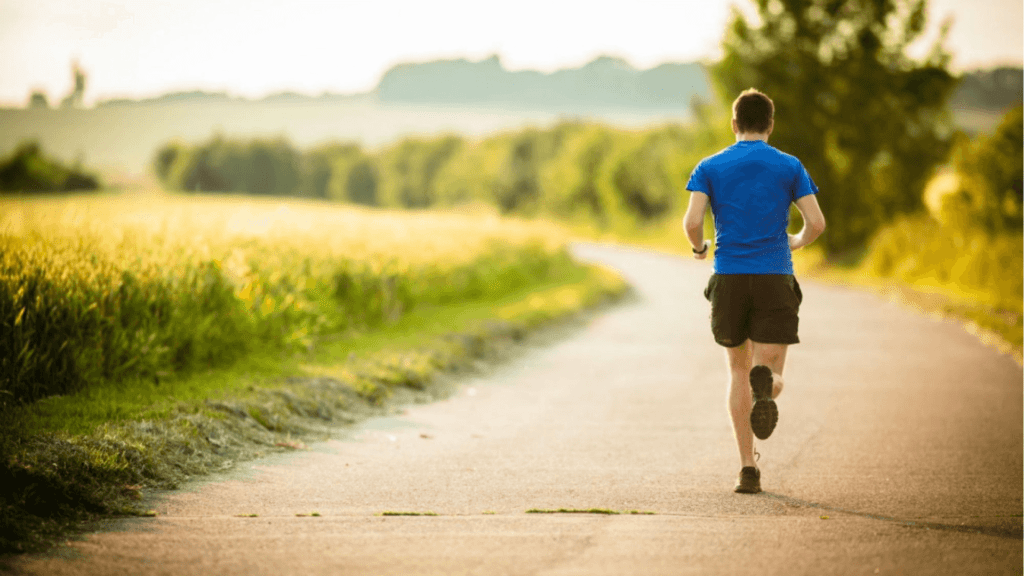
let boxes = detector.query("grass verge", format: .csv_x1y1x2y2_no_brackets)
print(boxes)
793,246,1022,364
0,262,628,555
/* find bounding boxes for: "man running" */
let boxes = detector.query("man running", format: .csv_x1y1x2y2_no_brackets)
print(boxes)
682,88,826,494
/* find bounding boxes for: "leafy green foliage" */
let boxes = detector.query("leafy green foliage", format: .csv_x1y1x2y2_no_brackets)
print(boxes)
941,106,1023,233
713,0,958,255
863,106,1023,338
864,214,1022,310
0,142,100,193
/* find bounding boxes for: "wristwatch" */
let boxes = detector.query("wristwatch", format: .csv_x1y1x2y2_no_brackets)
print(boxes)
693,241,709,255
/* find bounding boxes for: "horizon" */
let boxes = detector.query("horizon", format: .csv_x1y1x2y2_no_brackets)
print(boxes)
31,54,713,105
6,52,1024,110
1,0,1021,108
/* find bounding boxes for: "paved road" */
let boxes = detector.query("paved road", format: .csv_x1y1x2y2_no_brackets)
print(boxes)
14,243,1022,575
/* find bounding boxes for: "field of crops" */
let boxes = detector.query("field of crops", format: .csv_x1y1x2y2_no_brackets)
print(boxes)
0,192,574,406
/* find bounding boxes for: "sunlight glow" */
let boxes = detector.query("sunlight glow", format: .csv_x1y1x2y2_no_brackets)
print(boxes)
0,0,1020,106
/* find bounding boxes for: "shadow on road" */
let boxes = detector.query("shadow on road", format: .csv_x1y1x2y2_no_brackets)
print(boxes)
761,492,1023,540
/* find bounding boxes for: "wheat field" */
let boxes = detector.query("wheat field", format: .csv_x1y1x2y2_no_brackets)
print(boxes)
0,193,574,405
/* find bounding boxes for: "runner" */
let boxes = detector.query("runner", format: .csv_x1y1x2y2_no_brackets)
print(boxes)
682,88,826,494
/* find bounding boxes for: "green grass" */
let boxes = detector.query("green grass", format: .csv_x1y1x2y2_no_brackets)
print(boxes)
16,263,612,437
15,353,292,437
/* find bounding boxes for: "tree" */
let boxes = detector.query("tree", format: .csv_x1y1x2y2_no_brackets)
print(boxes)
325,147,378,205
153,143,183,182
300,143,359,199
376,136,462,208
0,141,99,192
493,128,567,215
60,62,87,109
27,90,49,109
610,130,682,222
713,0,958,254
537,125,614,223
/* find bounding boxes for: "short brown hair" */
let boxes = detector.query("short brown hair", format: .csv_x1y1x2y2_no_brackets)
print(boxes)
732,89,774,134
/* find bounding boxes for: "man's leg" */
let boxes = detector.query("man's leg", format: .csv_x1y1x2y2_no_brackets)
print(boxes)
748,341,789,441
751,342,788,399
725,340,757,468
727,341,789,469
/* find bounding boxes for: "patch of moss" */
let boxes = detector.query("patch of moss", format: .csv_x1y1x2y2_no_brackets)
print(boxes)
380,511,439,517
526,508,621,515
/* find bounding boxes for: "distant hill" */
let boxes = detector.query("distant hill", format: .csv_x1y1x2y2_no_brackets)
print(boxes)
1,58,1019,175
95,90,364,108
373,56,1022,115
948,66,1023,112
375,55,711,111
947,66,1022,134
83,58,1020,117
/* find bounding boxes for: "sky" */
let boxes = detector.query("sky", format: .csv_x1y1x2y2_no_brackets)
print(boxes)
0,0,1021,107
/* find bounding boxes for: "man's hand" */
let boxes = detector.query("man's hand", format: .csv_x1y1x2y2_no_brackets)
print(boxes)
693,239,710,260
683,191,710,260
789,195,826,251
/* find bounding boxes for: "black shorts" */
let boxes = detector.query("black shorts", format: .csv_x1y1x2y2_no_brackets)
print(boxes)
703,274,803,348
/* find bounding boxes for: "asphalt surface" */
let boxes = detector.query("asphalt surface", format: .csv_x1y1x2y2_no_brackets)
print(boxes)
12,242,1023,575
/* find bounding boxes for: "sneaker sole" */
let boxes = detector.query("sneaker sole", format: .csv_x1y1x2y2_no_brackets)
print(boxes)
749,365,778,440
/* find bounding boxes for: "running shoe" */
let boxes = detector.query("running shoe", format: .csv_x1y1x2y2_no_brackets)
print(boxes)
749,365,778,440
734,466,761,494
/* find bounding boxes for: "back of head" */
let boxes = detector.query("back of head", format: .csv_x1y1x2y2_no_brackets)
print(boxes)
732,89,774,134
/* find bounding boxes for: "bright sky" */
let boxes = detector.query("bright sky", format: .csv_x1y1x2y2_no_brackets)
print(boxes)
0,0,1021,107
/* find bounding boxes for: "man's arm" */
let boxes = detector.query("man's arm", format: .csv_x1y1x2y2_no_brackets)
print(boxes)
789,194,826,251
683,191,710,260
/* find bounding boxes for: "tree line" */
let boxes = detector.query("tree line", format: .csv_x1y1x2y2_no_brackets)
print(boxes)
153,99,1020,258
152,120,733,231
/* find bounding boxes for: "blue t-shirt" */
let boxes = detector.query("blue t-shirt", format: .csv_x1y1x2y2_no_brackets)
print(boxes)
686,140,818,274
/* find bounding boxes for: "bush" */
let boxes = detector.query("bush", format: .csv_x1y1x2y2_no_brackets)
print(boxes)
864,215,1022,310
0,142,100,193
941,106,1023,233
154,136,300,196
